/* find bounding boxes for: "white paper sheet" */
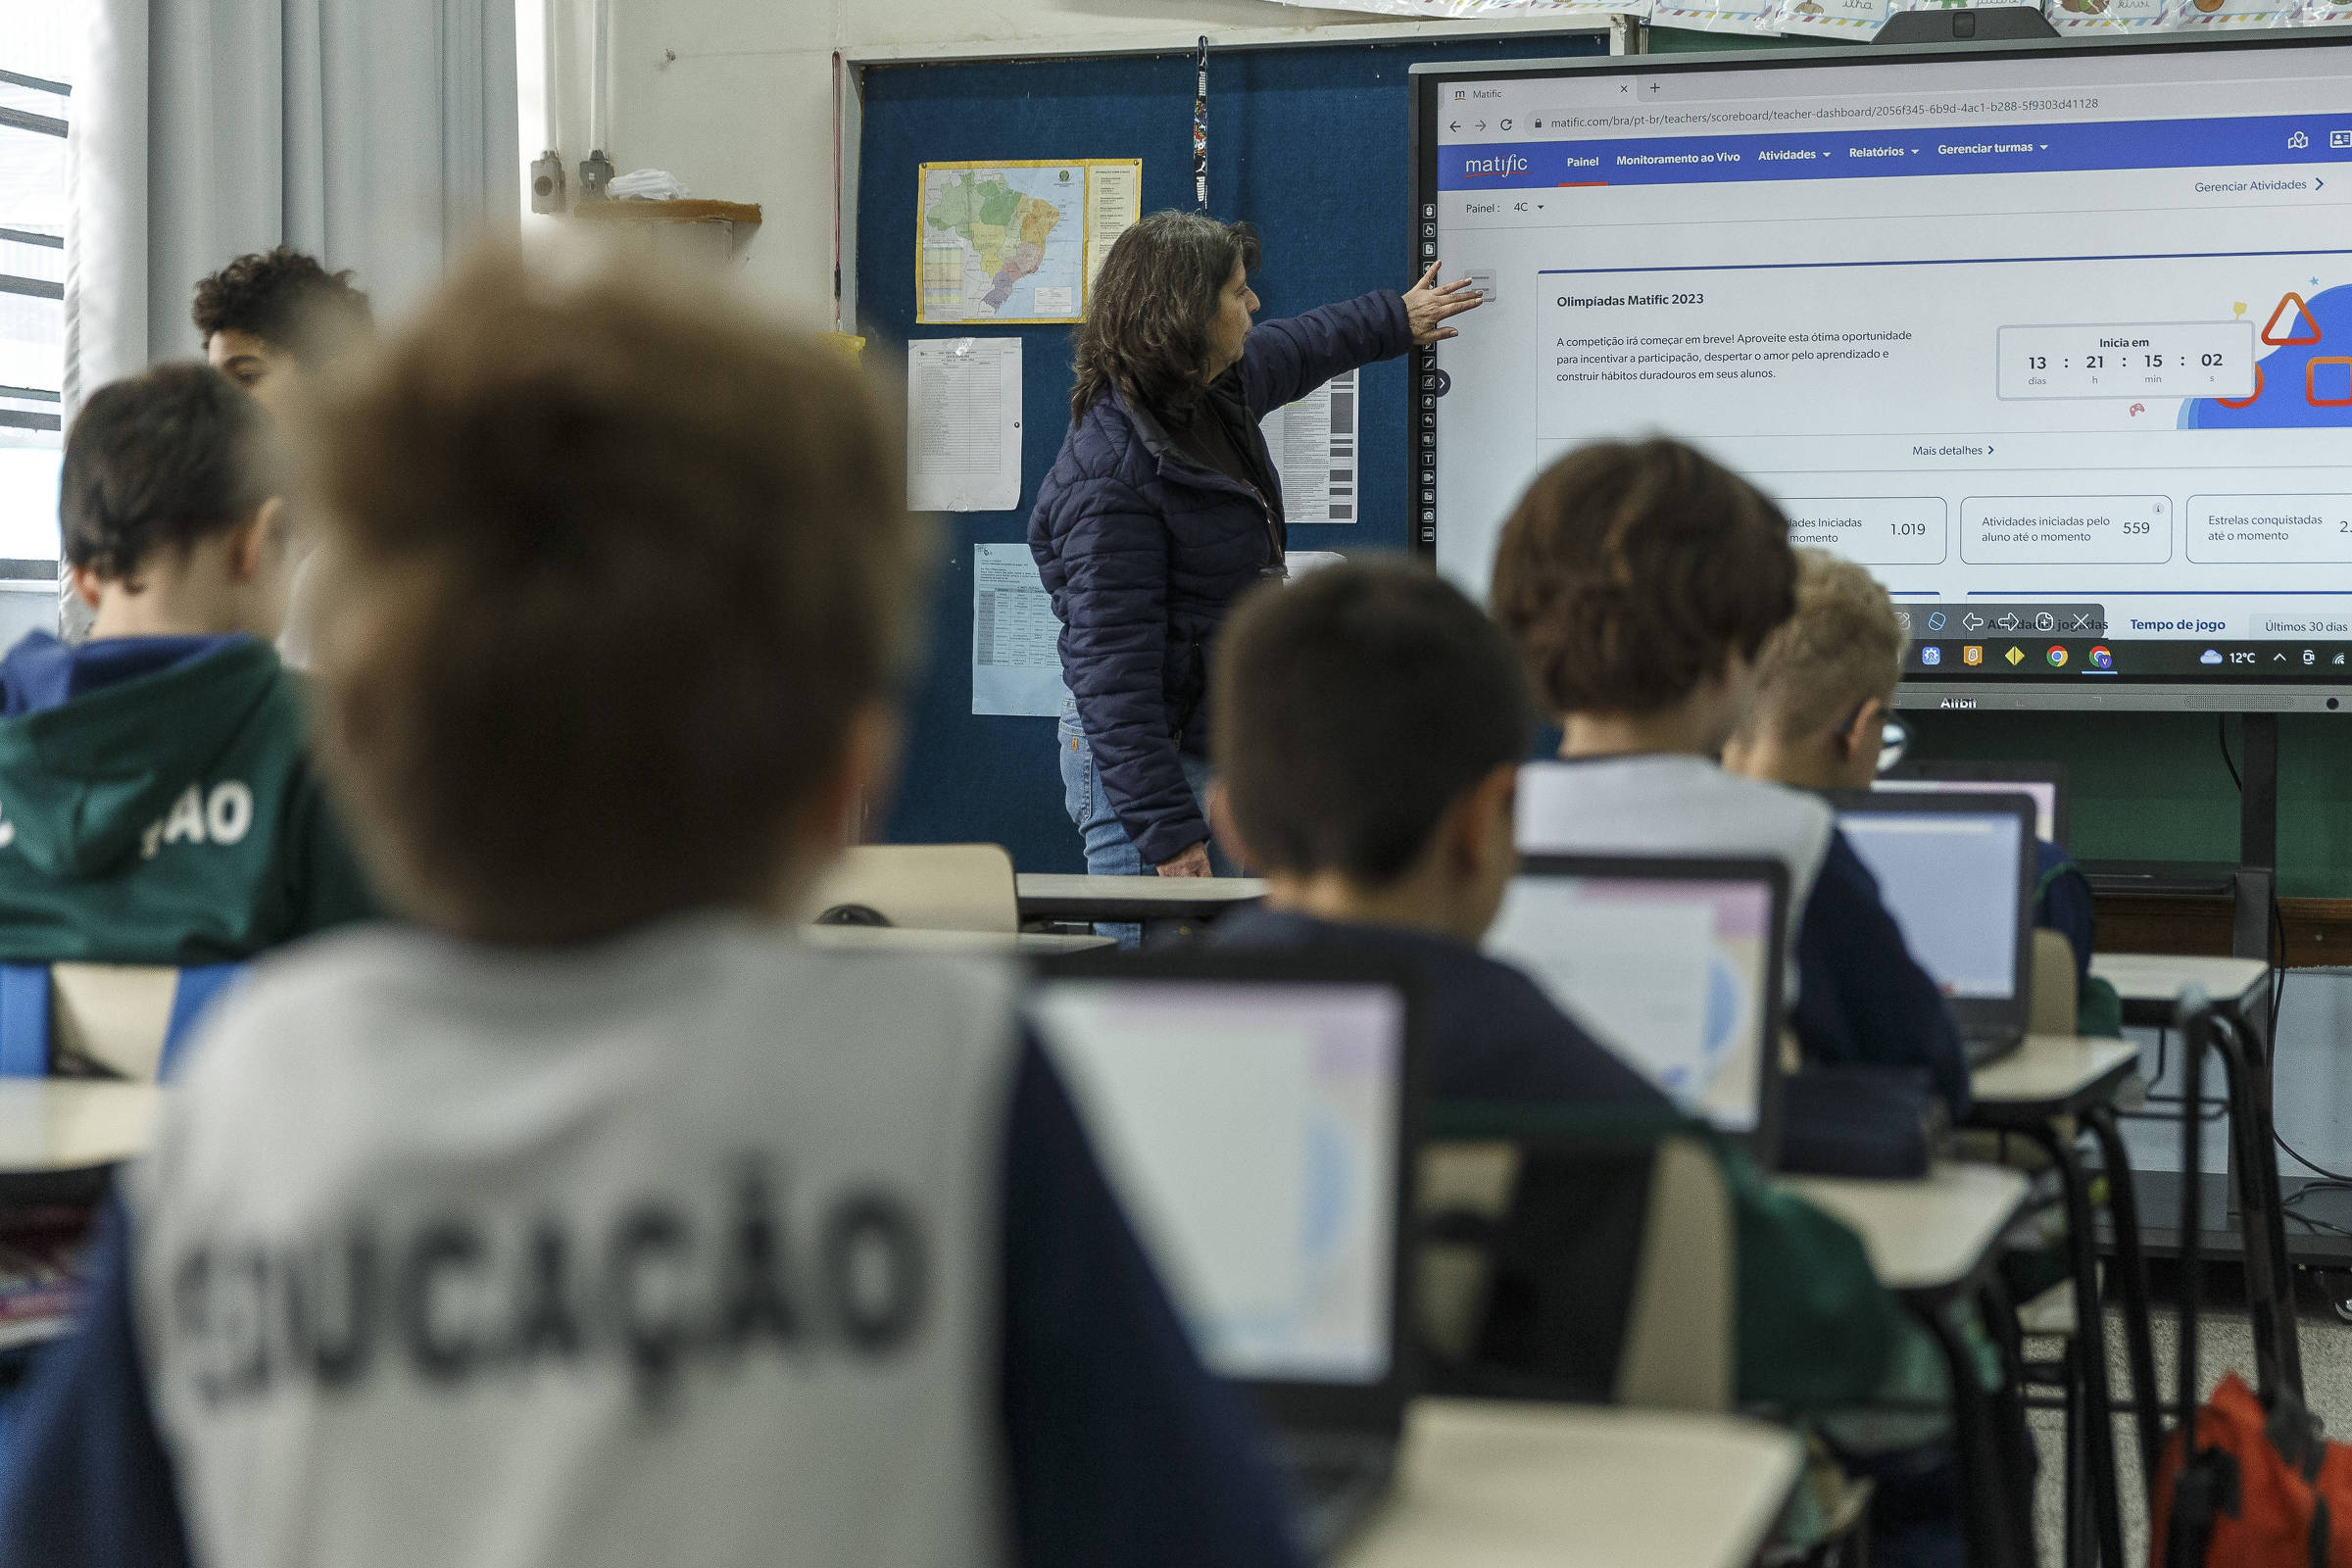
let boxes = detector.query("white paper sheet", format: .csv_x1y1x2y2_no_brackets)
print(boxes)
1084,162,1143,292
972,543,1069,717
1258,368,1358,525
908,338,1023,513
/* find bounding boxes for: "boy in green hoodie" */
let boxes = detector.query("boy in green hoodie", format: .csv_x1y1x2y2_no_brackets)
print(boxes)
0,362,373,964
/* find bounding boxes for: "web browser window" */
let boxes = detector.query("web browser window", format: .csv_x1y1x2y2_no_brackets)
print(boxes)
1485,873,1776,1131
1837,809,2027,1000
1029,979,1404,1385
1417,41,2352,702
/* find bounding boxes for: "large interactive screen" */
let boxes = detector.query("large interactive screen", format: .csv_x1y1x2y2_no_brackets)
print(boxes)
1412,34,2352,710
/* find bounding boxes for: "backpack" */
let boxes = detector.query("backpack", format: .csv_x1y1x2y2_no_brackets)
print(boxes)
1778,1063,1946,1179
2152,995,2332,1567
2153,1374,2352,1568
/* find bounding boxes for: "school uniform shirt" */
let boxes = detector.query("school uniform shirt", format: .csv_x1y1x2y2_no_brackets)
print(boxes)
0,916,1302,1568
0,630,373,963
1206,906,1899,1412
1793,831,1973,1114
1514,755,1834,977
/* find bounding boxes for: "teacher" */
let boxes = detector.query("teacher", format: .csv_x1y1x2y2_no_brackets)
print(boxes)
1030,210,1484,885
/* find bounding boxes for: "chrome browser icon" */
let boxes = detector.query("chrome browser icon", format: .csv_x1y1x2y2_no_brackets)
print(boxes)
2087,645,2114,671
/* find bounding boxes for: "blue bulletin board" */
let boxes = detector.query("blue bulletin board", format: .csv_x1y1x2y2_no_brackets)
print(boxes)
856,28,1613,870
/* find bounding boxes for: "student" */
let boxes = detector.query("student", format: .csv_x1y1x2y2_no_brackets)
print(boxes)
1202,560,1899,1413
63,254,370,647
1724,551,2115,1038
1711,550,1971,1099
192,246,374,417
0,256,1301,1568
183,247,375,669
1491,440,1969,1113
1208,560,1971,1568
0,363,370,968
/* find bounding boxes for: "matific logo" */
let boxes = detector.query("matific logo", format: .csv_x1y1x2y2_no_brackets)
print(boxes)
1461,153,1530,177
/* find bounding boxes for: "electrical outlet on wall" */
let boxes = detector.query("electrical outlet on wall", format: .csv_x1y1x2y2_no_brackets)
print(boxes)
530,152,566,214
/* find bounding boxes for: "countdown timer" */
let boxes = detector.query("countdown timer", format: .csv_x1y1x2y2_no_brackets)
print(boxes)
1996,321,2256,401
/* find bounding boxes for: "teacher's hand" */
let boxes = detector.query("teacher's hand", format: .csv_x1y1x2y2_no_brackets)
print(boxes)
1403,261,1485,345
1155,843,1214,878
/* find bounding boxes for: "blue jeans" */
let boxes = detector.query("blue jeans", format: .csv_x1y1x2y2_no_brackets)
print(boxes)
1056,698,1234,945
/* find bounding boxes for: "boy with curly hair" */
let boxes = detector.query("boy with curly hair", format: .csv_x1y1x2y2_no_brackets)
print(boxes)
1491,440,1967,1112
193,247,374,417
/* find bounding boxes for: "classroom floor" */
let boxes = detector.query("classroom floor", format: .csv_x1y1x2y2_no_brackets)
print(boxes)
2028,1279,2352,1567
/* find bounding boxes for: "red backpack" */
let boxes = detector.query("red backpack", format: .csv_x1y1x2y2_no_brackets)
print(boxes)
2154,1374,2352,1568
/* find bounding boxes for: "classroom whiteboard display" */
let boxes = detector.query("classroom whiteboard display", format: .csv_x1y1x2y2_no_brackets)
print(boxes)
1414,37,2352,710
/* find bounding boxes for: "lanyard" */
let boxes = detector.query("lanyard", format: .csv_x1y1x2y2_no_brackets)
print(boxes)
1193,37,1209,211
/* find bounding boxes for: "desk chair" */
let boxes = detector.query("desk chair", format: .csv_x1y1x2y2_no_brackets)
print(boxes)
1416,1133,1733,1412
803,843,1018,933
2029,929,2080,1039
0,962,248,1082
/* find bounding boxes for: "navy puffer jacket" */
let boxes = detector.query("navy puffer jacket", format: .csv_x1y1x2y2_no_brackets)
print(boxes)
1029,290,1412,865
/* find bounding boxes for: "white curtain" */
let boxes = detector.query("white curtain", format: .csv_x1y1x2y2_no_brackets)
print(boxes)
63,0,517,409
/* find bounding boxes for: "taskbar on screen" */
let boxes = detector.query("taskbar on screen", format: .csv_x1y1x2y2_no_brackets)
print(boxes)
1903,638,2352,681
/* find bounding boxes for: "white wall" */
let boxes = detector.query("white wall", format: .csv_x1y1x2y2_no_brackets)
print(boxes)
554,0,1499,315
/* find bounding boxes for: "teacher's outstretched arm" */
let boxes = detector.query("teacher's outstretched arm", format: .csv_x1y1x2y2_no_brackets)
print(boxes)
1237,263,1485,420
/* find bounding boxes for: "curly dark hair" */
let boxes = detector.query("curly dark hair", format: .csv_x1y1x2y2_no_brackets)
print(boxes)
61,363,283,583
1068,210,1259,421
1491,439,1795,718
191,246,374,368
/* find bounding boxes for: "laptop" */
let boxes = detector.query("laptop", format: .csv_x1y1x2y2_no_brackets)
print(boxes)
1026,952,1421,1561
1481,855,1789,1169
1875,760,2068,844
1829,791,2039,1068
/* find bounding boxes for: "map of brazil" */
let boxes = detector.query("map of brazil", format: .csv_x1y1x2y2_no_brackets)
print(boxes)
916,161,1139,325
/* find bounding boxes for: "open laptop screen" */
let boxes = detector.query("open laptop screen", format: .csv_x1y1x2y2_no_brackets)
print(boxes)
1029,976,1406,1387
1874,776,2060,843
1485,858,1785,1144
1834,798,2032,1005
